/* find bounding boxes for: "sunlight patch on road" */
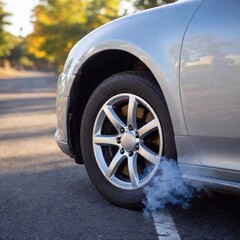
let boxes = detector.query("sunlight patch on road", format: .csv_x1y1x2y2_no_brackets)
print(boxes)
0,92,56,100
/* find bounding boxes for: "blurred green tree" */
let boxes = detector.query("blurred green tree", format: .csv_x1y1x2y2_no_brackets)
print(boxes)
0,0,12,57
28,0,121,71
8,36,35,70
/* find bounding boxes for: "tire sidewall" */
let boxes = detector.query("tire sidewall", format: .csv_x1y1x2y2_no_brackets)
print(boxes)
80,72,176,208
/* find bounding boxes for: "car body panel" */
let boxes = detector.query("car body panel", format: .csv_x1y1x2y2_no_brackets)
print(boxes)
180,0,240,172
60,0,204,137
56,0,203,159
180,164,240,193
56,73,74,155
55,0,240,193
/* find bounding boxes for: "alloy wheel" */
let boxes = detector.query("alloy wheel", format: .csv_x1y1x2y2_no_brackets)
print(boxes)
92,93,163,190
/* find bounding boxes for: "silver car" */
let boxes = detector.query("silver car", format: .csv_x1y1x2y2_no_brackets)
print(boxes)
55,0,240,208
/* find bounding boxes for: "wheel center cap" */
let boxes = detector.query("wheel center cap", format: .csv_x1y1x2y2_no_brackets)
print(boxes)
121,132,136,152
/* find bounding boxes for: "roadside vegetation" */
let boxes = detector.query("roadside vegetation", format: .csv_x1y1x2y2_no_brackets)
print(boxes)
0,0,174,73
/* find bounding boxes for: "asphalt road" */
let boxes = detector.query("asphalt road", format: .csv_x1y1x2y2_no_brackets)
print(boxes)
0,75,239,240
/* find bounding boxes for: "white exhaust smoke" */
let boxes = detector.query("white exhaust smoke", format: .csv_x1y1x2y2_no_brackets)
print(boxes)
143,157,205,211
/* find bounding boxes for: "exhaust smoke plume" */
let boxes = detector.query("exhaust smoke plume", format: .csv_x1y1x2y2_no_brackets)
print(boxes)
143,157,204,211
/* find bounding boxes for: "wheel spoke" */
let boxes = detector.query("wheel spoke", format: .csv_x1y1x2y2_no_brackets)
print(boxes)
127,95,138,129
138,119,158,138
105,150,125,179
128,154,139,188
103,105,125,131
93,134,118,146
92,92,163,190
138,143,159,165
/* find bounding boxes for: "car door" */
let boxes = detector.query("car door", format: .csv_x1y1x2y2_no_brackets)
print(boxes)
180,0,240,172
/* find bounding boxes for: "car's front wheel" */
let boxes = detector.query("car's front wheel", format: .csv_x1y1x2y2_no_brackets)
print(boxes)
80,71,176,209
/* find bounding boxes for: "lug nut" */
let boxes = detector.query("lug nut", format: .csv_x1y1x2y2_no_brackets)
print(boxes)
120,148,124,154
135,132,139,138
135,143,139,150
116,137,121,144
128,151,133,157
128,125,133,131
120,128,124,133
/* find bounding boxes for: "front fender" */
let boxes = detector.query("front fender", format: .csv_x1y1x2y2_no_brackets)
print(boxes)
62,0,204,137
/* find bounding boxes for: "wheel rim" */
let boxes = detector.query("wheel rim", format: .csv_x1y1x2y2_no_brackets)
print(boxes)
92,93,163,190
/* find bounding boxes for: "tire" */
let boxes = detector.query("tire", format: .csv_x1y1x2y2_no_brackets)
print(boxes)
80,71,176,209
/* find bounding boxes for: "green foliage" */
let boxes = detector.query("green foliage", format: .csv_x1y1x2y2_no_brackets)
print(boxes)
0,1,10,32
0,0,12,57
28,0,121,71
19,56,34,69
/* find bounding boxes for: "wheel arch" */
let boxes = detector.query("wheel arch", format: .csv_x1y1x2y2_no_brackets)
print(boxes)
68,49,179,164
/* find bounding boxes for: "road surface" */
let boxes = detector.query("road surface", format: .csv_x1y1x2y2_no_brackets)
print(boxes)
0,75,239,239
